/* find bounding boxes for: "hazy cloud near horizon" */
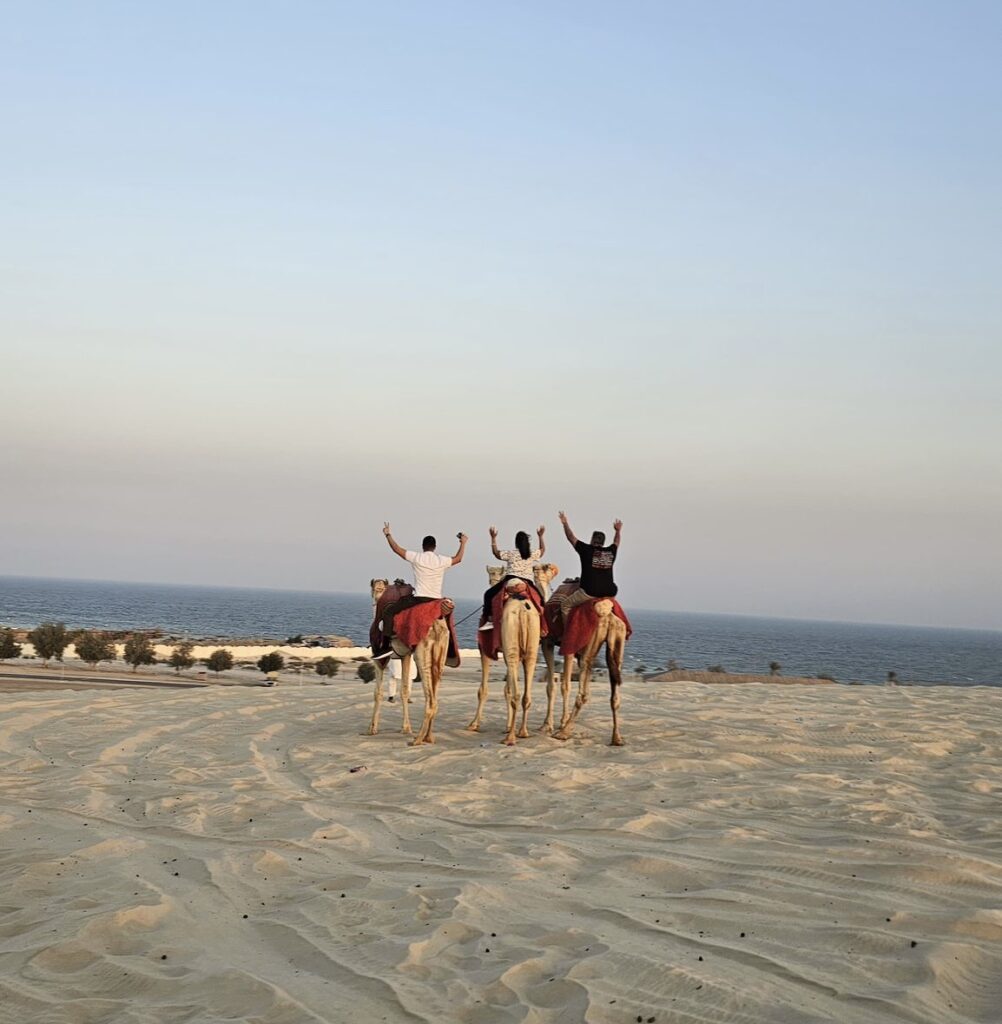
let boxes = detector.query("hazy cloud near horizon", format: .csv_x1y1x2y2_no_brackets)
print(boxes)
2,2,1000,629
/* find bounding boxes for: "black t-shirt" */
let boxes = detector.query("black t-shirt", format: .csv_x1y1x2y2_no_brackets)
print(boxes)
575,540,618,597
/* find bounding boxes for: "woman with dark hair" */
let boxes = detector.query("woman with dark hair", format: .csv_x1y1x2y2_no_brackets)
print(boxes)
479,526,546,631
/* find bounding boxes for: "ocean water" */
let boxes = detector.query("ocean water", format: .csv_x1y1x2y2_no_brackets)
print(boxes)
1,575,1000,686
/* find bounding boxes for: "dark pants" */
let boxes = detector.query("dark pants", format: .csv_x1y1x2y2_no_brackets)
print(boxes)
482,575,542,620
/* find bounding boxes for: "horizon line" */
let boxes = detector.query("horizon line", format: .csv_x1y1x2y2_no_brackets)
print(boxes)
2,572,999,637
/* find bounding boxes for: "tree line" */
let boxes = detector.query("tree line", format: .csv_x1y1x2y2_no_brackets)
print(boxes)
0,623,346,680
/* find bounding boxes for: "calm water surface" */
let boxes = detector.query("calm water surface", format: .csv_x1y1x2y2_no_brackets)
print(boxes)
1,576,999,686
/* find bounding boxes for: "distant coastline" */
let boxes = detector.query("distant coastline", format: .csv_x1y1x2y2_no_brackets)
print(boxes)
2,575,1000,686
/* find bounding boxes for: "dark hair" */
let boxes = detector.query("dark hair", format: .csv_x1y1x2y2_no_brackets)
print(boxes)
514,531,532,560
422,535,436,551
591,531,606,546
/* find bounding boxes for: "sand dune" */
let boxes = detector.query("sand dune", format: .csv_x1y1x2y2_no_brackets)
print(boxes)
1,680,1001,1023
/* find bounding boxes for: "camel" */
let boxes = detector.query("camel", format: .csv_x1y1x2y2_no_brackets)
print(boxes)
367,578,414,736
552,598,627,746
467,563,558,744
367,578,453,746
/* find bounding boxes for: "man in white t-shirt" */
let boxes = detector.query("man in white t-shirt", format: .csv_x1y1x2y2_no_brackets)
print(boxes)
375,524,467,654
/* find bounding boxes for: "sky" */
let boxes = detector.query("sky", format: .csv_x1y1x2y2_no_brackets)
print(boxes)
2,1,1000,629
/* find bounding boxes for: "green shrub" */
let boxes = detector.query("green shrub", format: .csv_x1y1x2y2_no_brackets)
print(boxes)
123,633,157,672
0,629,22,662
205,649,234,674
316,656,340,680
356,661,377,683
168,642,195,674
257,651,285,675
28,622,68,664
75,630,116,668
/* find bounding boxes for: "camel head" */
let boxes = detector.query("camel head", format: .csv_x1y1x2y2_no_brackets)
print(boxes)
486,565,505,586
533,562,559,601
370,578,389,604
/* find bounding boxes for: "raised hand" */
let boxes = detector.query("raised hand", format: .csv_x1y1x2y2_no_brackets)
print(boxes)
613,519,623,530
383,522,391,536
457,532,469,543
558,510,568,525
537,524,546,535
489,525,498,538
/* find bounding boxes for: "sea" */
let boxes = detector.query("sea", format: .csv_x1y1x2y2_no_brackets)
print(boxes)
1,575,1000,686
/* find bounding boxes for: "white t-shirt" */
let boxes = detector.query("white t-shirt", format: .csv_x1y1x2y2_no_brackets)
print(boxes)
500,548,542,582
405,550,454,598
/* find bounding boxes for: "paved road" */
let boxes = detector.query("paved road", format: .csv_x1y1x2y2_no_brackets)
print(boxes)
0,669,206,690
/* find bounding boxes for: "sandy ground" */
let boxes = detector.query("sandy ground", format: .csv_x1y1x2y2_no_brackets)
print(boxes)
1,680,1001,1024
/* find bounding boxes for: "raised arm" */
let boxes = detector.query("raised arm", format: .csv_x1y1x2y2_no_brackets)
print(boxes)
489,526,502,561
558,510,578,547
537,524,546,559
612,518,622,549
382,522,407,560
451,532,469,566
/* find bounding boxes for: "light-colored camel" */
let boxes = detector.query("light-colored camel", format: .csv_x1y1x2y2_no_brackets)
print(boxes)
552,599,627,746
468,564,558,744
367,578,452,746
367,578,415,736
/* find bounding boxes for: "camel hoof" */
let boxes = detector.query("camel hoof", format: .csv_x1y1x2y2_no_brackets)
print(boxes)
409,739,425,747
517,729,529,739
553,730,570,742
610,735,625,746
466,722,480,732
401,727,413,735
367,726,378,736
501,736,516,746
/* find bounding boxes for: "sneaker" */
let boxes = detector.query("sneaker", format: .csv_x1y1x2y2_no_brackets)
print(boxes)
478,621,494,631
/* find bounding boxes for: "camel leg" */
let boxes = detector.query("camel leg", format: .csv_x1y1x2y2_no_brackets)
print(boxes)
426,663,443,744
517,638,539,739
412,624,448,746
540,640,556,734
467,653,491,731
607,624,625,746
368,659,385,735
555,636,600,741
399,652,413,734
501,653,518,745
411,640,436,746
555,654,574,734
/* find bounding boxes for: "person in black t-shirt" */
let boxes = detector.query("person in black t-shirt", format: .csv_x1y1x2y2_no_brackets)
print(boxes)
556,511,622,620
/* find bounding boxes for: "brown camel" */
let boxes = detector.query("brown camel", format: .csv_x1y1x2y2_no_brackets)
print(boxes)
367,578,415,736
367,578,453,746
468,564,558,744
553,599,627,746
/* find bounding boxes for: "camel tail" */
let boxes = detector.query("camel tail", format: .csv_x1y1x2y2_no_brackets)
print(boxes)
519,601,533,652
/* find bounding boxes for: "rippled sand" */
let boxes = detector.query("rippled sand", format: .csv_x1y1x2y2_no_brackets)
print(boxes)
2,681,1001,1023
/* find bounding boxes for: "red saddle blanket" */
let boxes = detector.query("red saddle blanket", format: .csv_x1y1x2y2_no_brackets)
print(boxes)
478,582,547,661
394,599,461,668
559,596,632,657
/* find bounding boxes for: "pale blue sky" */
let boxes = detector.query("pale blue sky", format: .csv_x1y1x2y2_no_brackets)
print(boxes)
2,2,1000,627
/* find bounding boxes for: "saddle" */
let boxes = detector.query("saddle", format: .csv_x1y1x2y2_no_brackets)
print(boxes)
543,578,582,641
369,580,414,654
478,579,547,661
392,598,461,668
